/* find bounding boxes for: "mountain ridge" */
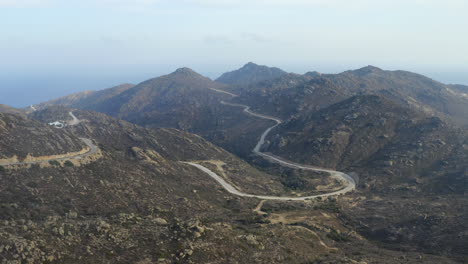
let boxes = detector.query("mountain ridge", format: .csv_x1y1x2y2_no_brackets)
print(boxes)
216,62,287,86
232,65,468,126
36,83,135,111
0,104,24,114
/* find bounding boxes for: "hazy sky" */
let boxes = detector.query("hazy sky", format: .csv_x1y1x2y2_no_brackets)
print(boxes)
1,0,467,106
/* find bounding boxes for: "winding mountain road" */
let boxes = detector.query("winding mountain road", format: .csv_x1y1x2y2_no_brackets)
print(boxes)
0,112,99,167
182,89,356,200
68,111,81,126
4,96,355,200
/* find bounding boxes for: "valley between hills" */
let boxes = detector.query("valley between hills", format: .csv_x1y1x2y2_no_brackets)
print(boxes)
0,63,467,263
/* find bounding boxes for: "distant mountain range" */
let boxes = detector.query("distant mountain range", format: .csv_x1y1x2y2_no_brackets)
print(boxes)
36,62,468,126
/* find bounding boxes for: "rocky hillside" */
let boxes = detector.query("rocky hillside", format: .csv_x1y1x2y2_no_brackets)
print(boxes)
448,84,468,94
265,94,466,189
233,66,468,126
2,108,455,263
0,113,85,160
261,95,467,259
36,83,135,110
267,95,441,165
216,62,287,86
231,72,319,118
32,69,277,158
79,68,233,129
332,66,468,125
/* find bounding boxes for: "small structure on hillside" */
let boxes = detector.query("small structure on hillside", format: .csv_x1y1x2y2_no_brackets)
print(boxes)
48,121,65,128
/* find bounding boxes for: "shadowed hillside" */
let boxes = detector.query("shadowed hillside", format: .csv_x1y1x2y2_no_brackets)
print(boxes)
233,66,468,126
216,62,287,86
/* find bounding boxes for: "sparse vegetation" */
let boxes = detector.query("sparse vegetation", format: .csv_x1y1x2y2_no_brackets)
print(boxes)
49,160,60,166
0,111,84,158
314,201,341,213
327,229,350,242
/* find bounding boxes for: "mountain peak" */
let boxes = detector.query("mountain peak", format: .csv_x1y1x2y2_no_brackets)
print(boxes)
216,62,287,85
352,65,384,76
362,65,382,71
244,62,258,67
305,71,322,77
173,67,197,75
166,67,209,80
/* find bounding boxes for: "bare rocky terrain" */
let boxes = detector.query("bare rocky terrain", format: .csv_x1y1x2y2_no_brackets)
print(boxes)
231,65,468,126
264,94,465,172
269,94,468,258
0,113,85,160
2,63,467,263
2,109,449,264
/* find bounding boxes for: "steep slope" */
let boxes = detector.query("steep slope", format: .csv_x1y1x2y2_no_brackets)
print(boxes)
36,83,134,110
448,84,468,93
230,73,325,119
447,84,468,102
0,113,85,160
233,66,468,125
331,66,468,125
35,69,278,158
260,95,467,258
37,90,95,109
216,62,287,86
91,68,231,128
0,104,23,114
264,95,466,182
74,68,275,158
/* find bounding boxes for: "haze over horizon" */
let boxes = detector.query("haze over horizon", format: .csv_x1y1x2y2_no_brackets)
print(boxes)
1,0,467,107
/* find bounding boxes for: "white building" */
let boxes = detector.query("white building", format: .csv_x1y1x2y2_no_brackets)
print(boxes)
48,121,65,128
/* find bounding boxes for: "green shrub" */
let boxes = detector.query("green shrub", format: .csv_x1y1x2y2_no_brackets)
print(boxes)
64,160,74,167
0,165,5,172
49,160,60,166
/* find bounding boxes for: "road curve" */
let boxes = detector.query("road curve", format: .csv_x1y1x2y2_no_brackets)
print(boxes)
68,111,81,126
0,112,99,167
182,89,356,200
0,137,99,166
